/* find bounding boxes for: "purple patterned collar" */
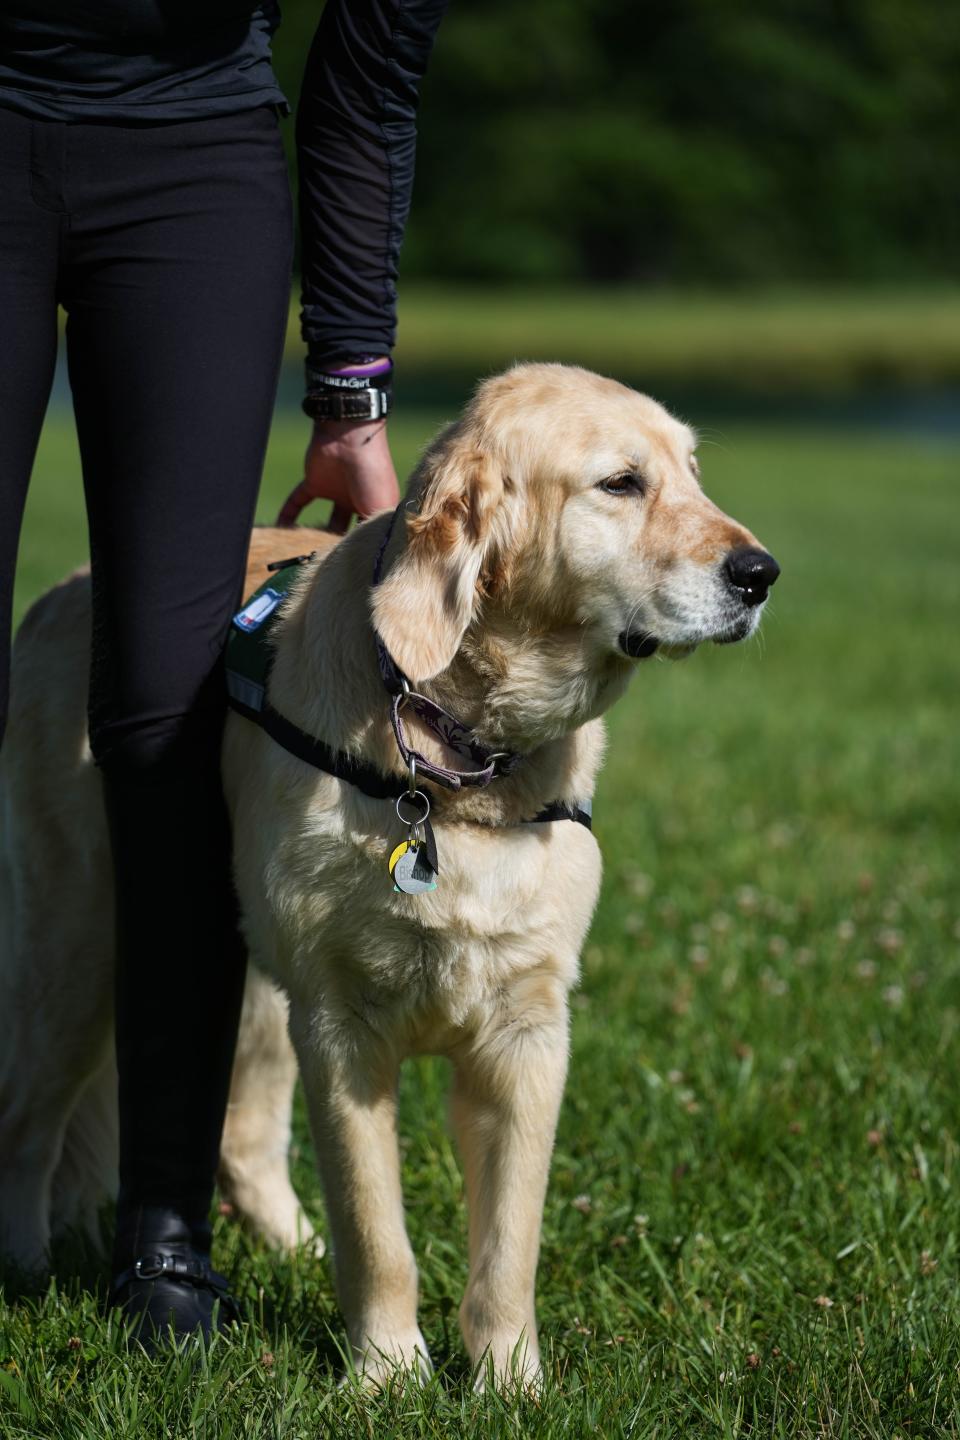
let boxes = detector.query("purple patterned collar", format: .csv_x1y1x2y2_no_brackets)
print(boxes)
372,505,522,792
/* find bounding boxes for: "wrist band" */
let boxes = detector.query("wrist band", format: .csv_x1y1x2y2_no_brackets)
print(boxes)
302,388,391,422
305,355,393,394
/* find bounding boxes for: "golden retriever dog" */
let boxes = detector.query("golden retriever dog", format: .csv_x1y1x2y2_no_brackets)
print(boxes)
0,363,778,1385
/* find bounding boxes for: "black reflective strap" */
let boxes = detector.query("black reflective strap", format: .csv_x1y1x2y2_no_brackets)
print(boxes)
230,695,405,801
227,696,591,830
531,800,593,830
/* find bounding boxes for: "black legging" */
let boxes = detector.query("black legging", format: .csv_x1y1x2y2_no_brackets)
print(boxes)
0,103,293,1219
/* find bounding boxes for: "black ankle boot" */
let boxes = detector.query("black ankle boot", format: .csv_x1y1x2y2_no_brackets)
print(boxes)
99,755,249,1350
109,1202,241,1350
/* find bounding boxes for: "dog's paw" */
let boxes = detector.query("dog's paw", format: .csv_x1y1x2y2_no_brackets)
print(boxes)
469,1335,542,1396
340,1329,434,1391
304,1228,327,1260
282,1208,326,1259
219,1190,324,1259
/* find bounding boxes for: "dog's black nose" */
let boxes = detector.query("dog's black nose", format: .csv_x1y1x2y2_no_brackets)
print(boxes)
725,546,780,607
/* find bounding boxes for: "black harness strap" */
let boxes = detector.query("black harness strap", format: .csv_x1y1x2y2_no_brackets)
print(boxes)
531,800,593,829
228,695,406,802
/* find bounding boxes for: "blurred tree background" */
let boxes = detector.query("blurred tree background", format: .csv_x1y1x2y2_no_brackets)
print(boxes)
272,0,959,287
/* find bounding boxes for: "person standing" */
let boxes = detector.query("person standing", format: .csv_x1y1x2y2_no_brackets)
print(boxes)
0,0,448,1341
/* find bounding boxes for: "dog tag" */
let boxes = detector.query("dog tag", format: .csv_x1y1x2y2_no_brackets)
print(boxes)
388,840,409,877
392,844,438,894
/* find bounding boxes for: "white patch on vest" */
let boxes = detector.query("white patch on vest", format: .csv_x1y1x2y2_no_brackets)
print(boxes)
233,588,284,633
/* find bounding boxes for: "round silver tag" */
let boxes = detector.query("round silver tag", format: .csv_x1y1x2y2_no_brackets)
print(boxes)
392,845,438,894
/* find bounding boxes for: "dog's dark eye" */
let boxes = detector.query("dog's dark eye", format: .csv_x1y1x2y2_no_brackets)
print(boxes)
598,472,644,496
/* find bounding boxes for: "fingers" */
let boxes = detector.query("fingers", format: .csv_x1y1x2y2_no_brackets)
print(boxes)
276,485,356,534
275,481,311,527
325,505,354,535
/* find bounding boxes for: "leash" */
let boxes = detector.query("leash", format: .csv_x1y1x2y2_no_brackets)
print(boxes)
225,511,592,894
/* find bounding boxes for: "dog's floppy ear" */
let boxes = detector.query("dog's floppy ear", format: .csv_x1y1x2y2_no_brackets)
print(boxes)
372,430,504,682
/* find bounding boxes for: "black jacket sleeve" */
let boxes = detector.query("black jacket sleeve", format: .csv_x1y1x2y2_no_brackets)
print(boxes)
296,0,449,369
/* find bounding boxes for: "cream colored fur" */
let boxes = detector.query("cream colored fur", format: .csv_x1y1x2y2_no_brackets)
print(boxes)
0,363,770,1388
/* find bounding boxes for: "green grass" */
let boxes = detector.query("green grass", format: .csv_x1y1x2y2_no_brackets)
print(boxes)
3,401,960,1437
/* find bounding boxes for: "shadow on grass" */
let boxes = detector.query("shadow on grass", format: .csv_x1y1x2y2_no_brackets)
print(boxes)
0,1205,481,1398
0,1217,110,1309
240,1247,474,1388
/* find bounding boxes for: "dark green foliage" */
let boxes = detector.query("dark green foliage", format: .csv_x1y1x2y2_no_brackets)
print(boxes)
273,1,960,285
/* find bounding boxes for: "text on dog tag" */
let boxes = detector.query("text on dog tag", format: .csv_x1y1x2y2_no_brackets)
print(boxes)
392,844,438,894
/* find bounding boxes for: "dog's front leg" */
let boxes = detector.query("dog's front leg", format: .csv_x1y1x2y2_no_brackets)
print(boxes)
218,968,323,1256
288,1002,431,1386
450,969,570,1389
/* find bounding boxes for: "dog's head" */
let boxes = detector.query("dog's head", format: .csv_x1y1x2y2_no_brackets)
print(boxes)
373,363,778,710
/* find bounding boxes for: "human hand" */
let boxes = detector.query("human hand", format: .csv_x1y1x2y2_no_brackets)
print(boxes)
276,420,400,532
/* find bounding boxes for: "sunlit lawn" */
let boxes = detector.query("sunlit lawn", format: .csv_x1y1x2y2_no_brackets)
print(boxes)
2,385,959,1436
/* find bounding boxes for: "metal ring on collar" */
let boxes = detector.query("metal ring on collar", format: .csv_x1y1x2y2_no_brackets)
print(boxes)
486,751,513,775
396,789,431,827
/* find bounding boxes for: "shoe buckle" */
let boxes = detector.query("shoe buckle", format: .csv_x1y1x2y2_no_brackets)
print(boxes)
133,1253,168,1281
